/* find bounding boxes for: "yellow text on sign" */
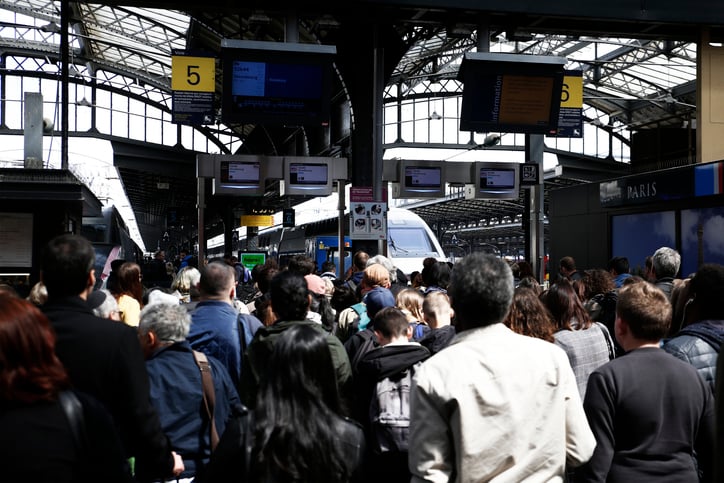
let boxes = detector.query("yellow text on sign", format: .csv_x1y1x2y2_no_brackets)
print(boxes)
560,74,583,109
241,215,274,227
172,56,215,93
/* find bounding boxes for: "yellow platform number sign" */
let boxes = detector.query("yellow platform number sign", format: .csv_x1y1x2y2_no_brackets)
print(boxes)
560,73,583,109
171,55,215,93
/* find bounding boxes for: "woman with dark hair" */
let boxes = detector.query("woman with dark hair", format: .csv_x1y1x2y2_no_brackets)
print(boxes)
544,279,615,398
113,262,145,327
204,324,365,482
504,287,556,343
421,261,451,295
0,295,128,482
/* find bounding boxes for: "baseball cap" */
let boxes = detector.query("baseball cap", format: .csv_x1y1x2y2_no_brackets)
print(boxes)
364,286,395,318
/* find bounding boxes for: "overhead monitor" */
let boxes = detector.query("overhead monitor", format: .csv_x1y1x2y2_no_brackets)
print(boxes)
474,161,520,199
281,158,334,196
396,160,445,198
213,157,265,196
458,52,567,134
221,39,336,126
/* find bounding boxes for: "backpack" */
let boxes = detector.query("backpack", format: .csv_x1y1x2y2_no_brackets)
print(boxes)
351,302,370,332
368,362,421,454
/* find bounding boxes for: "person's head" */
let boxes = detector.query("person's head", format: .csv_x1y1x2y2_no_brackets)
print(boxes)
117,262,144,302
421,261,451,290
88,289,121,320
352,250,369,271
544,278,593,330
581,269,615,299
517,275,541,295
321,260,336,274
198,261,236,302
396,288,424,322
364,286,396,319
409,271,422,288
517,261,535,279
361,264,391,291
559,256,577,277
448,253,513,331
138,303,191,359
256,265,279,295
259,323,340,414
331,281,358,313
41,234,96,299
688,264,724,321
27,281,48,306
373,307,411,345
643,255,655,282
306,274,334,329
270,271,310,321
607,256,630,276
287,255,316,276
422,291,454,329
615,282,671,347
171,266,201,294
504,287,556,343
652,246,681,279
0,295,70,402
367,255,397,284
155,250,165,261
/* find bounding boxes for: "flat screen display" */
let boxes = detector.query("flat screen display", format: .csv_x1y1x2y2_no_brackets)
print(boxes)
458,52,566,134
289,163,328,185
221,40,335,126
220,161,260,184
479,168,516,189
404,166,442,190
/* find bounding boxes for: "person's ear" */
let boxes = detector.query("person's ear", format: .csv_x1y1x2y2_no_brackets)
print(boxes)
405,324,414,340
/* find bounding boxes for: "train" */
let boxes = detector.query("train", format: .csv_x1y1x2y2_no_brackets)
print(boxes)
211,208,447,276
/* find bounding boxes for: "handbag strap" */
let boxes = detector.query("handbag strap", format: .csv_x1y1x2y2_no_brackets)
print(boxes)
596,322,616,361
193,350,220,451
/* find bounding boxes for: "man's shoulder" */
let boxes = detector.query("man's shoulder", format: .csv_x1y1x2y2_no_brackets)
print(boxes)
192,301,237,319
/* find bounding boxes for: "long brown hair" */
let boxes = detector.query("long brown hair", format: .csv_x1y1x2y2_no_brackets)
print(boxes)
117,262,144,304
544,279,593,331
0,295,70,403
504,288,556,342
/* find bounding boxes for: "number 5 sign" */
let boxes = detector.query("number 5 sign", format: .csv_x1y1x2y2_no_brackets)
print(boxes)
171,55,215,93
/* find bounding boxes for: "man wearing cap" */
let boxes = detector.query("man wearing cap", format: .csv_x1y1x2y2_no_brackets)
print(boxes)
238,271,353,408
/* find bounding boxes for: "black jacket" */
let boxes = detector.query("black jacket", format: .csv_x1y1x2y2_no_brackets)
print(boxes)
43,296,175,482
353,344,431,426
418,325,457,355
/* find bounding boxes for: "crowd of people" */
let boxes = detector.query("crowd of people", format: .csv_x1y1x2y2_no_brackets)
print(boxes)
0,234,722,482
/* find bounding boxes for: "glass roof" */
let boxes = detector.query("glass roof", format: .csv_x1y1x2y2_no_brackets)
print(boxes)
0,0,700,135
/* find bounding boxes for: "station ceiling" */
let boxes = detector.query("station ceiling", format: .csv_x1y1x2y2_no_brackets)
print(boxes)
1,1,722,252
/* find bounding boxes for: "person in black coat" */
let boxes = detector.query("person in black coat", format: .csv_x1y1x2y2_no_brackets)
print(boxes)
40,234,183,482
575,282,713,482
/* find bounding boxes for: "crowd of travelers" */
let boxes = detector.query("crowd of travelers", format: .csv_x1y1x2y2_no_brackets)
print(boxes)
0,233,722,482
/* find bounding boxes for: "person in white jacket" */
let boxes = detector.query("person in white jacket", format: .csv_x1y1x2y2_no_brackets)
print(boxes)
409,253,596,483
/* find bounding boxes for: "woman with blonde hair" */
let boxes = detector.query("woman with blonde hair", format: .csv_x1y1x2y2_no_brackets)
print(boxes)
396,288,429,340
171,266,201,308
